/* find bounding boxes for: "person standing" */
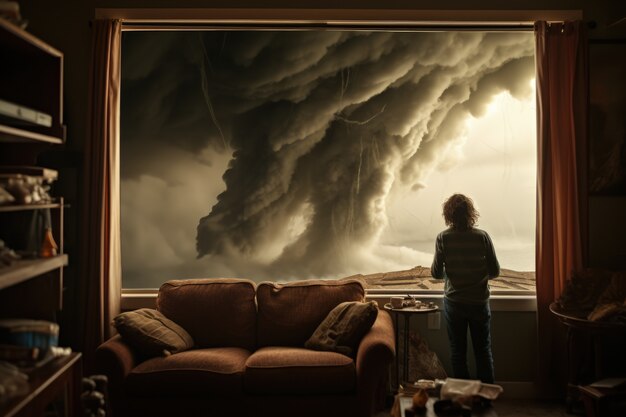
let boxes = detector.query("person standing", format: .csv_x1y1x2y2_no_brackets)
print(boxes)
431,193,500,383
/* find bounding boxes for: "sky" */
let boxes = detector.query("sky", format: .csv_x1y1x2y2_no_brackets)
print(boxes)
120,30,536,288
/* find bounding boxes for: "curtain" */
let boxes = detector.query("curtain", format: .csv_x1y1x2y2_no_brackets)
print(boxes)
534,21,587,394
80,19,122,372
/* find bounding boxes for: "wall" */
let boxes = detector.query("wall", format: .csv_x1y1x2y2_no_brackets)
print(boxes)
584,1,626,270
17,0,626,383
391,297,538,385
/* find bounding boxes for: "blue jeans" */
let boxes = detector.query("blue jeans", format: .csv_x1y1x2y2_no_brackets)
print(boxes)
443,298,495,383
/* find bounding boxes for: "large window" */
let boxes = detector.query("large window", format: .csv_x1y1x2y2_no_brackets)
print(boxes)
120,28,536,293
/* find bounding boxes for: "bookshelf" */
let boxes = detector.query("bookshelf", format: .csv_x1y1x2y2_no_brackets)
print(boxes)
0,14,66,311
0,352,82,417
0,16,80,416
0,17,64,145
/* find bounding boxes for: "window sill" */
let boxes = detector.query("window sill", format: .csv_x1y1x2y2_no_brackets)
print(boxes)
366,293,536,312
120,289,537,312
121,289,158,311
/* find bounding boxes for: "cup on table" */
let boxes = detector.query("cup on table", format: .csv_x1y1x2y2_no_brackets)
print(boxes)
390,296,404,309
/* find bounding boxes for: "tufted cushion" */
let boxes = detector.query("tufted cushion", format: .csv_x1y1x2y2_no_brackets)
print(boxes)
244,347,355,394
157,279,257,350
112,308,194,357
126,347,250,396
305,301,378,357
256,278,365,347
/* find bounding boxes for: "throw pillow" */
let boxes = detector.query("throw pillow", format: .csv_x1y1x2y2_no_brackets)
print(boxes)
112,308,194,357
305,301,378,357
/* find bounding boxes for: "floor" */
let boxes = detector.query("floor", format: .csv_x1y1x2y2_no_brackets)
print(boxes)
375,398,580,417
484,399,577,417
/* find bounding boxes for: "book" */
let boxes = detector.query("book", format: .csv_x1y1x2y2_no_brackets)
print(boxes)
0,98,52,127
0,344,70,369
0,343,39,362
589,378,626,389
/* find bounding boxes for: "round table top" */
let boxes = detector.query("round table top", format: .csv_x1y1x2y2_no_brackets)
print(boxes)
549,302,626,330
383,303,439,314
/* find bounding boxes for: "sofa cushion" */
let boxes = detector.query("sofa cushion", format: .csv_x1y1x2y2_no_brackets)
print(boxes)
126,347,251,396
244,347,355,394
112,308,194,357
256,279,365,347
157,279,257,350
305,301,378,357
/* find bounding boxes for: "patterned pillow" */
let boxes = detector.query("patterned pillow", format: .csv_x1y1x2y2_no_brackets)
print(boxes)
113,308,194,357
305,301,378,357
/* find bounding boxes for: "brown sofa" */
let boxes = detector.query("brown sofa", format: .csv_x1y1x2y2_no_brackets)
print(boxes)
95,278,395,417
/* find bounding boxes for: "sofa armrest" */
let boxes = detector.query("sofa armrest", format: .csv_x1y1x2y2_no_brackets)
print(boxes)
95,334,138,379
355,309,396,417
95,335,141,417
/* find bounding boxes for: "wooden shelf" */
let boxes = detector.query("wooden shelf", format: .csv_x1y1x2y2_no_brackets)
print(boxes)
0,255,68,291
0,123,64,144
0,352,81,417
0,202,63,212
0,17,63,58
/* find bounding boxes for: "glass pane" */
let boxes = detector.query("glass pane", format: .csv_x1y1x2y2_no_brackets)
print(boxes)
120,29,536,293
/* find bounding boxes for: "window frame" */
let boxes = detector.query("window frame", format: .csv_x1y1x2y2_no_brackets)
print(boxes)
109,8,582,310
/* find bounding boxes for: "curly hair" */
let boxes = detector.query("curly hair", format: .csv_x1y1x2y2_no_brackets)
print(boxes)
442,193,479,230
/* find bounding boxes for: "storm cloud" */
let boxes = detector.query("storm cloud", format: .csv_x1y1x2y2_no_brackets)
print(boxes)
121,30,535,283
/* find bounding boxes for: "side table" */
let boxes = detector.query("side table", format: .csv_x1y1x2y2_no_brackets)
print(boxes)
549,302,626,412
0,352,82,417
383,303,438,389
579,384,626,417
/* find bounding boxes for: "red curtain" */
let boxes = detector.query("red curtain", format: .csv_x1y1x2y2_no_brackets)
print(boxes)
534,21,587,394
79,19,122,373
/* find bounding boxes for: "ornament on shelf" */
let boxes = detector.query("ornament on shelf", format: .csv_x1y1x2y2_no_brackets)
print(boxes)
39,227,58,258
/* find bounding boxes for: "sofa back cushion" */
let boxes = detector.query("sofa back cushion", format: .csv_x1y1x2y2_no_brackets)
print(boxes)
256,279,365,347
157,279,257,350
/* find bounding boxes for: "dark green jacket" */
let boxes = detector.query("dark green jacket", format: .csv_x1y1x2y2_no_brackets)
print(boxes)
431,227,500,304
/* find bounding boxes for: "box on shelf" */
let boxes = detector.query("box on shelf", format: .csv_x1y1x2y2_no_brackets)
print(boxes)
0,98,52,127
0,319,59,348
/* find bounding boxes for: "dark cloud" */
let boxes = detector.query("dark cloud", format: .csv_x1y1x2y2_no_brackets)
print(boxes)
121,30,535,280
121,31,226,181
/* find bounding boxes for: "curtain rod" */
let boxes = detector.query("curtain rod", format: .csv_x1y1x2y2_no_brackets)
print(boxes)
121,22,536,31
96,8,582,22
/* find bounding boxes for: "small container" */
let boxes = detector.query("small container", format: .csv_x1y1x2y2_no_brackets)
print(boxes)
390,297,404,309
0,319,59,349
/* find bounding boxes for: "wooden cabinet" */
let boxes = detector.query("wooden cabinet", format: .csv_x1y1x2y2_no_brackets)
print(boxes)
0,16,67,318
